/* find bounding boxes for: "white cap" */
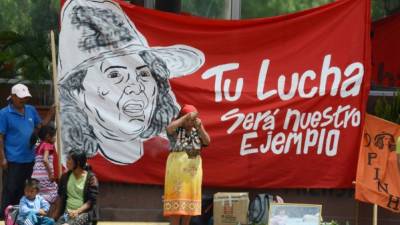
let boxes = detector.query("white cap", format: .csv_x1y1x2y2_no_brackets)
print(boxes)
7,84,32,100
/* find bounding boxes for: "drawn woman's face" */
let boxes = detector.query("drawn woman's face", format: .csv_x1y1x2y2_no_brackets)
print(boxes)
383,135,392,146
82,54,158,142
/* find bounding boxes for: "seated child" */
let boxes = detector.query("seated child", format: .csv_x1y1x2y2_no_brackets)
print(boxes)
17,179,55,225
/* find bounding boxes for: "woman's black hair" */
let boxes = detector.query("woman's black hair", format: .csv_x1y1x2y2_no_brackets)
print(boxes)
69,150,88,170
38,125,56,141
138,50,179,139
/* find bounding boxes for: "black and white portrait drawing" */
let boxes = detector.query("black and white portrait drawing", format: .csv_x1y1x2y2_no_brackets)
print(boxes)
58,0,205,164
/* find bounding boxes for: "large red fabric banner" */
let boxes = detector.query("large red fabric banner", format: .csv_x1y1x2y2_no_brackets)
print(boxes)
371,13,400,88
59,0,371,188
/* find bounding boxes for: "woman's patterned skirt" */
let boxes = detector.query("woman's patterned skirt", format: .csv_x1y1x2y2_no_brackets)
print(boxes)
163,151,202,216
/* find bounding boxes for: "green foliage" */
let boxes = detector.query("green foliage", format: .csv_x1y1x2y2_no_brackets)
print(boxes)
181,0,225,18
0,0,33,34
0,0,59,82
0,31,51,82
241,0,396,20
241,0,333,19
182,0,398,21
181,0,335,19
371,0,387,20
0,0,398,82
374,90,400,124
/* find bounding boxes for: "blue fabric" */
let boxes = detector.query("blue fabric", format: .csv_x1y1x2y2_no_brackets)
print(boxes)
0,104,41,163
18,211,54,225
17,195,50,222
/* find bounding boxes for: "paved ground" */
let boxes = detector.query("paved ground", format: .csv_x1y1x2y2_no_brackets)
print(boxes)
99,223,168,225
0,222,169,225
98,223,168,225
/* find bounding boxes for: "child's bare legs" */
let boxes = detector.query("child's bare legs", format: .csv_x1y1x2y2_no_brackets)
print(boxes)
182,216,191,225
170,215,180,225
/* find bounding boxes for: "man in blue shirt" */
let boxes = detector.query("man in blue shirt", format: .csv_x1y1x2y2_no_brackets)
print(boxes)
0,84,54,218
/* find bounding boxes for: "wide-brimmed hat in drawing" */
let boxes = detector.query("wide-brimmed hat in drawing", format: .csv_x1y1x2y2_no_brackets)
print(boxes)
58,0,205,81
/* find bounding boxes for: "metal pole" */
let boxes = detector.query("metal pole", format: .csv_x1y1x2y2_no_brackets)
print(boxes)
144,0,155,9
224,0,232,19
231,0,241,19
224,0,241,20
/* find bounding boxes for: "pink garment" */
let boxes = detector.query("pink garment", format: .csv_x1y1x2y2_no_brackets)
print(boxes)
4,205,18,225
35,142,54,155
32,142,58,203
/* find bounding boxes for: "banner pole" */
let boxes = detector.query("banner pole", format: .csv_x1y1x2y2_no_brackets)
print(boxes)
50,30,63,178
373,204,378,225
355,201,359,225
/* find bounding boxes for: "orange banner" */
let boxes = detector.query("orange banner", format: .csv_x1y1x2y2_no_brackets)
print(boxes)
355,114,400,212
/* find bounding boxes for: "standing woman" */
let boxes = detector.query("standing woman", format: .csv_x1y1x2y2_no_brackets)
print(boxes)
163,105,211,225
53,151,99,225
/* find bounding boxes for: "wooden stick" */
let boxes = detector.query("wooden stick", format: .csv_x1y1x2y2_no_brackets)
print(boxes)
50,30,63,178
373,204,378,225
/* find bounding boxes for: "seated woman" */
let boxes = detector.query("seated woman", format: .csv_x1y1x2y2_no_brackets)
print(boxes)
53,151,99,225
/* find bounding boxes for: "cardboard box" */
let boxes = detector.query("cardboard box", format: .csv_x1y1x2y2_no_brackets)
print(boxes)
213,192,249,225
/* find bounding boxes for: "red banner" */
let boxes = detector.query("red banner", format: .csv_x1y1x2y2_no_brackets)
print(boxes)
372,13,400,88
59,0,371,188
